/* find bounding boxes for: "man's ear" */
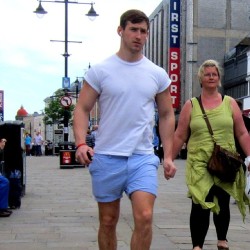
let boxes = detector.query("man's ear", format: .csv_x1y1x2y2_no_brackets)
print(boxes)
117,27,123,36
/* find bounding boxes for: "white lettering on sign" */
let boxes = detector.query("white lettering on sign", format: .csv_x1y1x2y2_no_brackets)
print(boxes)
170,51,178,60
171,13,179,22
171,85,178,93
168,0,181,109
169,49,180,106
171,95,177,104
171,62,178,71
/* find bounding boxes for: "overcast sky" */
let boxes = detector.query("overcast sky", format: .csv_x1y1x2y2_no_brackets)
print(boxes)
0,0,162,121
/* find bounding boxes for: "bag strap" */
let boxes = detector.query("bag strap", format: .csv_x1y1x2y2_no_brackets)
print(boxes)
196,96,216,144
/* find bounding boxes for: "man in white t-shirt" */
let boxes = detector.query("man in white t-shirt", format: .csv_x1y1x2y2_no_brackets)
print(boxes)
73,9,176,249
34,132,43,156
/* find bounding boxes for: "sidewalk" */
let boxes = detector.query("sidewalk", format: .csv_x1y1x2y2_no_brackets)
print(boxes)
0,156,249,250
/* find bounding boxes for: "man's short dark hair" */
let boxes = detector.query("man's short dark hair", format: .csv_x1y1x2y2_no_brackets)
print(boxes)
120,9,149,30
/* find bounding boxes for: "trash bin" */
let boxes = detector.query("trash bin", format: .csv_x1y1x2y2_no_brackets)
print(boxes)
53,144,60,155
0,121,26,196
59,142,80,169
45,141,53,156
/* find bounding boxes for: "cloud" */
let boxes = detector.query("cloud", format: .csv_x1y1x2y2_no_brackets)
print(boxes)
0,0,162,121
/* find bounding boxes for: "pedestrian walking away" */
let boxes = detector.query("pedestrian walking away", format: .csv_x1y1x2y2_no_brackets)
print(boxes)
172,59,250,250
73,9,177,250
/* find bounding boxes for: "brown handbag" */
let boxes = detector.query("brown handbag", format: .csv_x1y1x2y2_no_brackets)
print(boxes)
197,96,243,182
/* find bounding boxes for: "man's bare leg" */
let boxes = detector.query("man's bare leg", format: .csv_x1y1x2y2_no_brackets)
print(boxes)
98,199,120,250
130,191,155,250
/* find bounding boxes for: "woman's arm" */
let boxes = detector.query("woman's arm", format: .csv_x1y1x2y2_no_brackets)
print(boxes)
172,100,192,160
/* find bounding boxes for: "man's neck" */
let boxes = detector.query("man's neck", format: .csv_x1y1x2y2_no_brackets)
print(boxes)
116,50,143,63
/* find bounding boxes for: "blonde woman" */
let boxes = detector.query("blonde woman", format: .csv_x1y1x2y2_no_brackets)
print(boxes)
173,59,250,250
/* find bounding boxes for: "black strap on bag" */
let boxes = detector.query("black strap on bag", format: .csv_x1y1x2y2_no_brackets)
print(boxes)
196,96,216,143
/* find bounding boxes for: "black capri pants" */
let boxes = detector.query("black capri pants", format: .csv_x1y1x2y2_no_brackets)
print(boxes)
190,185,230,248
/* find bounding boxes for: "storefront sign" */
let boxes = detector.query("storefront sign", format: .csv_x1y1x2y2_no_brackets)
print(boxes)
168,0,181,109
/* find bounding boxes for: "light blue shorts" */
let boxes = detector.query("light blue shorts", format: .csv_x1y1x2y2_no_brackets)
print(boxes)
88,153,160,202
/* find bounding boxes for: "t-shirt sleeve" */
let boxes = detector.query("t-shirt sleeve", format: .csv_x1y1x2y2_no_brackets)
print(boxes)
157,68,171,93
84,67,101,94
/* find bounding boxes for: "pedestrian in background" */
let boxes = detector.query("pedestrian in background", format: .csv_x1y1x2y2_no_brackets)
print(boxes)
91,125,98,139
235,99,250,165
73,9,176,249
33,132,43,156
172,59,250,250
0,138,7,176
0,138,12,217
24,133,32,156
86,129,95,149
91,125,98,148
152,125,159,157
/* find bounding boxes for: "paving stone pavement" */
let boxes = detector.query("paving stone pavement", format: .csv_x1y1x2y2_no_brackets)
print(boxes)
0,156,250,250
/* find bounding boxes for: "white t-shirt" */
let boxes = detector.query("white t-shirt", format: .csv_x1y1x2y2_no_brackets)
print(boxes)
85,55,171,156
34,135,43,146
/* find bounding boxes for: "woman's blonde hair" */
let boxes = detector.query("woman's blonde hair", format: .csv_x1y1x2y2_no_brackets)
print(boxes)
197,59,223,87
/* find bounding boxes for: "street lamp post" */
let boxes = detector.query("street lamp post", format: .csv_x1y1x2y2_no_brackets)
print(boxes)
33,0,98,142
73,78,81,102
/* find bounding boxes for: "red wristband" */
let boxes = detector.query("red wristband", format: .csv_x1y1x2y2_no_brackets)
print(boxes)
76,143,87,150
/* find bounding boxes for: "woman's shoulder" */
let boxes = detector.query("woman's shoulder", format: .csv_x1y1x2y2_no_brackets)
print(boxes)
223,95,236,108
223,94,234,102
186,97,200,109
179,99,194,118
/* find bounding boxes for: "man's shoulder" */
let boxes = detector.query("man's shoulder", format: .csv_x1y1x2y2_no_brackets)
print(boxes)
90,55,116,68
143,56,165,70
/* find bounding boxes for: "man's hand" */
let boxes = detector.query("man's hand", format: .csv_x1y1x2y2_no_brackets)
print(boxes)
163,158,177,180
75,145,94,165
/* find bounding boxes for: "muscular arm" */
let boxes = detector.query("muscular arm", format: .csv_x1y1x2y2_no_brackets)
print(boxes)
155,88,177,179
172,100,192,160
73,81,99,164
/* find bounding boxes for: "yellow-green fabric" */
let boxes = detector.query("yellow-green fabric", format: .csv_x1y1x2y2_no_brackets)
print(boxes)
186,96,250,220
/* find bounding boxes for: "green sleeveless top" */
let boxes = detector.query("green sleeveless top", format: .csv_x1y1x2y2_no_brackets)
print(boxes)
186,96,249,220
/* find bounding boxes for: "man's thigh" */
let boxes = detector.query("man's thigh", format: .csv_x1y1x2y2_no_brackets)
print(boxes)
126,154,160,197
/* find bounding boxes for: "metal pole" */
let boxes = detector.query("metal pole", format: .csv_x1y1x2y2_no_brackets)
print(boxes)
65,0,68,77
76,83,78,102
63,0,69,142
